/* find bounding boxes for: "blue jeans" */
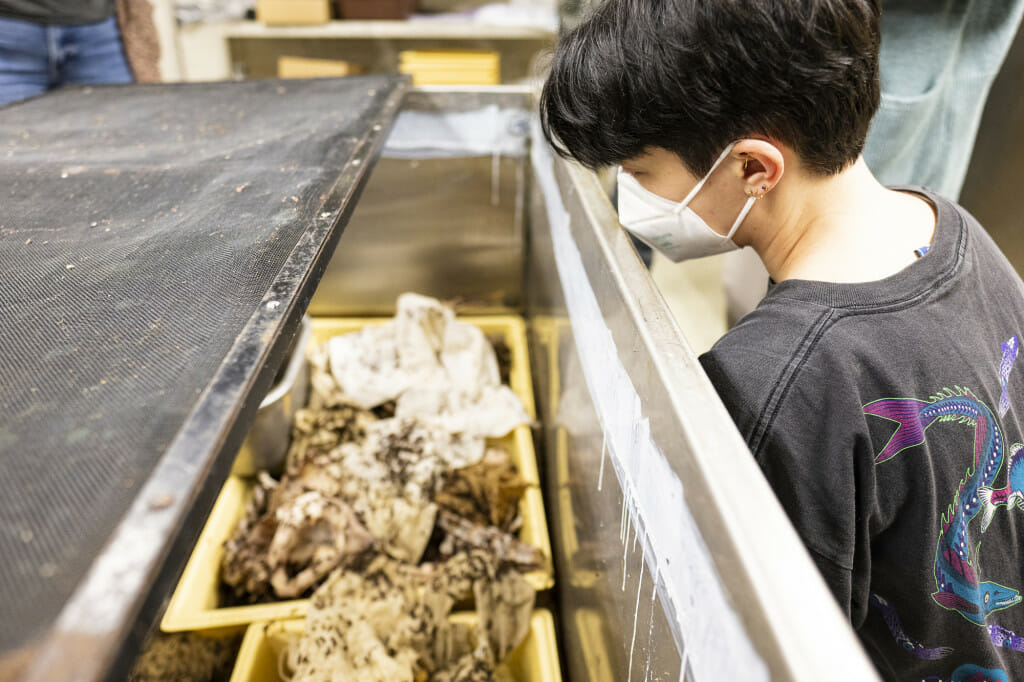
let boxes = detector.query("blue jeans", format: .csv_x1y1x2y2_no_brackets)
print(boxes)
0,16,133,107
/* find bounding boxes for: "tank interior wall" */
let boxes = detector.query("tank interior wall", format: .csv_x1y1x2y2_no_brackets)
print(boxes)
308,88,532,317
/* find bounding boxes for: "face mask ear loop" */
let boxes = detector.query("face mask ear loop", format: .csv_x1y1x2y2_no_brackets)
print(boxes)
726,195,757,240
672,142,738,215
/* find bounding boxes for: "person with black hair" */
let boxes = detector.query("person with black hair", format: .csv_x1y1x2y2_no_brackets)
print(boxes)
542,1,1024,679
722,0,1024,328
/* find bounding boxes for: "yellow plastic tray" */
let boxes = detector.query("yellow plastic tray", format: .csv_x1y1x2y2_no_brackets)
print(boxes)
525,315,568,429
228,610,561,682
555,427,600,591
574,609,615,682
163,316,551,632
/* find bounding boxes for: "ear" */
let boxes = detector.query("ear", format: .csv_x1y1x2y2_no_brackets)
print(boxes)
732,139,784,197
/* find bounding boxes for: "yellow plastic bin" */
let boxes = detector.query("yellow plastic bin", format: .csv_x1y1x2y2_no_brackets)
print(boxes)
228,610,562,682
162,316,552,632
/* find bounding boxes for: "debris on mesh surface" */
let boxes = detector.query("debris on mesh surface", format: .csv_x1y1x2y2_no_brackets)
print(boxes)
128,631,240,682
281,551,533,682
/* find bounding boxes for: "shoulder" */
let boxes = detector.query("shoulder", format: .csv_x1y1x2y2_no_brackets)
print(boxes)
702,295,877,572
699,296,837,444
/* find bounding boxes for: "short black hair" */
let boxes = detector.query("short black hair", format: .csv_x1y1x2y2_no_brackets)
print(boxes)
540,0,881,176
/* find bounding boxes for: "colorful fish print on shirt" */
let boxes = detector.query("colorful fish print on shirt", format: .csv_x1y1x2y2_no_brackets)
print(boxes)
950,663,1010,682
922,663,1010,682
999,336,1018,418
864,386,1021,624
861,337,1024,676
988,623,1024,652
869,593,952,659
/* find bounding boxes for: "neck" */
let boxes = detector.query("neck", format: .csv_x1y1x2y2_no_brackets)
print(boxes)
742,158,936,284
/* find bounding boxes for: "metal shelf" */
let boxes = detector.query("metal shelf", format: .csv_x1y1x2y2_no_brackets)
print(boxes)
178,20,554,82
223,19,555,40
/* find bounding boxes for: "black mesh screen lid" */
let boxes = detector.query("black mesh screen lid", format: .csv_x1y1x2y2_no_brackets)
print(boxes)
0,76,405,675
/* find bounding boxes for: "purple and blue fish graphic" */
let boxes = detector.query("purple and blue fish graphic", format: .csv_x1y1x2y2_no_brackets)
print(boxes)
999,335,1018,418
869,592,953,659
978,443,1024,532
951,664,1010,682
988,623,1024,652
864,387,1022,625
923,665,1011,682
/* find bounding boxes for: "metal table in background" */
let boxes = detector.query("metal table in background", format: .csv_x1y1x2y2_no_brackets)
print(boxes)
0,75,406,681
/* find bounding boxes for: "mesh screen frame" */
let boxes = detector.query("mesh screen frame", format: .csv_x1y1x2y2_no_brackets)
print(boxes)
0,76,406,675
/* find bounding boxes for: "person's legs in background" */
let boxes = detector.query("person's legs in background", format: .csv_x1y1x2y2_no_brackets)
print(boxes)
0,15,133,107
56,17,132,87
0,16,50,106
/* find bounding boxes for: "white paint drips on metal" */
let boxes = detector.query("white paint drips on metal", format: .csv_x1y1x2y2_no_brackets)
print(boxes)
530,119,768,682
628,555,646,682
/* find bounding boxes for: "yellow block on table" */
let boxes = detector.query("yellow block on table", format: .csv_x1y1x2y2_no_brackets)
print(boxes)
399,49,501,86
277,56,364,78
257,0,331,25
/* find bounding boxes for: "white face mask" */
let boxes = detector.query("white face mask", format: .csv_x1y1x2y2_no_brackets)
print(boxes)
616,142,757,262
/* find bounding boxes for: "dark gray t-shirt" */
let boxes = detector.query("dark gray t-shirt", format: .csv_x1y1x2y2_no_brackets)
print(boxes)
0,1,114,25
701,189,1024,680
